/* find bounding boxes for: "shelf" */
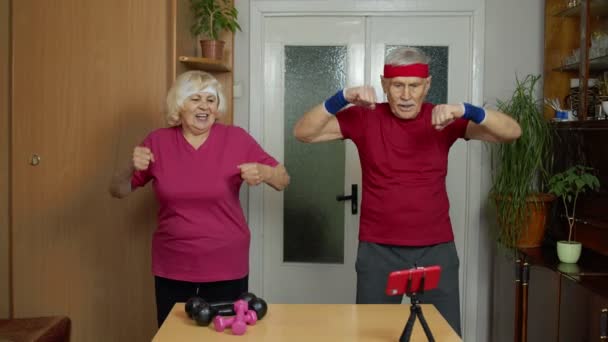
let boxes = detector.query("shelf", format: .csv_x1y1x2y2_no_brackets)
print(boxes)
178,56,231,72
553,0,608,17
552,54,608,72
552,118,608,130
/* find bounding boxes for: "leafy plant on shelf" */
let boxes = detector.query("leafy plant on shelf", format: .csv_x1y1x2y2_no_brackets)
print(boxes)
190,0,241,40
547,165,600,242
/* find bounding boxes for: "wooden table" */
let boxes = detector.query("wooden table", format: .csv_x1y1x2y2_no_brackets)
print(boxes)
153,303,461,341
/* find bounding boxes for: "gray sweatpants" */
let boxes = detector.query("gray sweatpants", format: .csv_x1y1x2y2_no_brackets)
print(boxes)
355,241,462,336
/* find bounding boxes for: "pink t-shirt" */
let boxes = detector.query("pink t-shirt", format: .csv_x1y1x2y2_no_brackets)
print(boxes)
337,103,468,246
131,124,278,282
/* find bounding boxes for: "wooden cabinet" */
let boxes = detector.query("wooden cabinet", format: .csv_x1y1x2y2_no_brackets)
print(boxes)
544,0,608,259
171,0,234,125
10,0,169,340
513,247,608,342
508,251,608,342
549,119,608,257
557,276,608,341
544,0,608,121
497,5,608,340
0,0,9,319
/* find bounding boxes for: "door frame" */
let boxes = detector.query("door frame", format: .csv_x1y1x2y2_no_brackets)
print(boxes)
249,1,487,340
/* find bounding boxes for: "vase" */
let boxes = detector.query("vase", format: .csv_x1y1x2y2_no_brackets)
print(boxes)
556,240,582,263
200,40,225,60
495,193,555,248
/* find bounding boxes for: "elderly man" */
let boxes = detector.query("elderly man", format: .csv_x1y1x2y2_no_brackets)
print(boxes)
293,47,521,335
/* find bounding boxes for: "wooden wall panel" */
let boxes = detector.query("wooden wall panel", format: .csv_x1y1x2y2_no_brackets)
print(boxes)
0,0,10,320
174,0,194,78
11,0,170,340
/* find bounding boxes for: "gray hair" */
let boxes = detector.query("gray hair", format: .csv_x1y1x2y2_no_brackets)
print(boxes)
165,70,226,126
385,47,430,66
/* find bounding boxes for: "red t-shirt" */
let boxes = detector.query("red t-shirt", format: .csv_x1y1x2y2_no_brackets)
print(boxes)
131,124,278,282
336,103,468,246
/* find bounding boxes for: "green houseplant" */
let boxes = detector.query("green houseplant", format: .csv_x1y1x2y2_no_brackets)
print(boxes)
491,74,555,249
548,165,600,263
190,0,241,60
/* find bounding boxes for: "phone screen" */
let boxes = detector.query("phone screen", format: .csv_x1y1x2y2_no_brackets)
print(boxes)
385,265,442,296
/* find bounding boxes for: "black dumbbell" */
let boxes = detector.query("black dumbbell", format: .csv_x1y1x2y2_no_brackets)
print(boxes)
232,292,268,320
244,294,268,320
185,298,228,326
185,292,268,326
205,292,267,319
185,297,207,318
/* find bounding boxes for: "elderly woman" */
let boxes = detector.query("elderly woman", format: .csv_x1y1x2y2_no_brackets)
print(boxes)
109,70,289,326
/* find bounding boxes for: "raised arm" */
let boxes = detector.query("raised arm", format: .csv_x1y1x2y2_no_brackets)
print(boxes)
431,103,521,143
109,146,154,198
292,104,343,143
293,86,376,143
464,108,522,142
238,163,290,191
109,164,135,198
262,164,290,191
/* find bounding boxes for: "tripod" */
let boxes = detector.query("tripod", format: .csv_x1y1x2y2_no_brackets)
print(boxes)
399,274,435,342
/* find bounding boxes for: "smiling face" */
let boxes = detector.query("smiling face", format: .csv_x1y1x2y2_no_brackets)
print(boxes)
180,91,219,137
381,75,431,119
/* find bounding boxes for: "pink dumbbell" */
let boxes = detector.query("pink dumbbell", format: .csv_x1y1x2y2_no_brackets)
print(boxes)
213,299,258,335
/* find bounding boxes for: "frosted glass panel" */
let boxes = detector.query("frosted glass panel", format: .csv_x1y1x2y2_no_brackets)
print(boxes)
283,46,346,263
386,45,448,104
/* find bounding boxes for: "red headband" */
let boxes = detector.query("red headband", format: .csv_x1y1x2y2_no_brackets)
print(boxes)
383,63,429,78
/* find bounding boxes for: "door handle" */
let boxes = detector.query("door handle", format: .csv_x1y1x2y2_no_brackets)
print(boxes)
30,154,41,166
336,184,358,215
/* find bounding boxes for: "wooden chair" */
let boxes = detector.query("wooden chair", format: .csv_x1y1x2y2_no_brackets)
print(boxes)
0,316,70,342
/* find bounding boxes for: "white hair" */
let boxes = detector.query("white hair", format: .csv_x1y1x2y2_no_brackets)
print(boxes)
165,70,226,126
385,47,430,66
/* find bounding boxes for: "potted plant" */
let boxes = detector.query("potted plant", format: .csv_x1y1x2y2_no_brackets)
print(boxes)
491,74,555,249
547,165,600,263
190,0,241,60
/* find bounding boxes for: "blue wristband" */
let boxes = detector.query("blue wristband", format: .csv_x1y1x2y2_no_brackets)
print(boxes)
324,90,349,115
462,102,486,124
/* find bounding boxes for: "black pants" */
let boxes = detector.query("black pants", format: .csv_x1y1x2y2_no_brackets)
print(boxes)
154,275,248,327
355,241,462,336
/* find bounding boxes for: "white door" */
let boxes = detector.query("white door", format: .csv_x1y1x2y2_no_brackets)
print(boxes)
261,17,365,303
259,15,472,305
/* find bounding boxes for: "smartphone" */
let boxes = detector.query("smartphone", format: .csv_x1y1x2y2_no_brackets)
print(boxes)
385,265,442,296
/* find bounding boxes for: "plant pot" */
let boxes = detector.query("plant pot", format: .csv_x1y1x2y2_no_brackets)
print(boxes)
556,240,582,263
200,40,225,60
495,193,555,248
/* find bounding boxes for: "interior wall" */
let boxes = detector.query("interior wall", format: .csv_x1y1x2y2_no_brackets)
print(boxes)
484,0,544,103
483,0,544,341
0,0,10,319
